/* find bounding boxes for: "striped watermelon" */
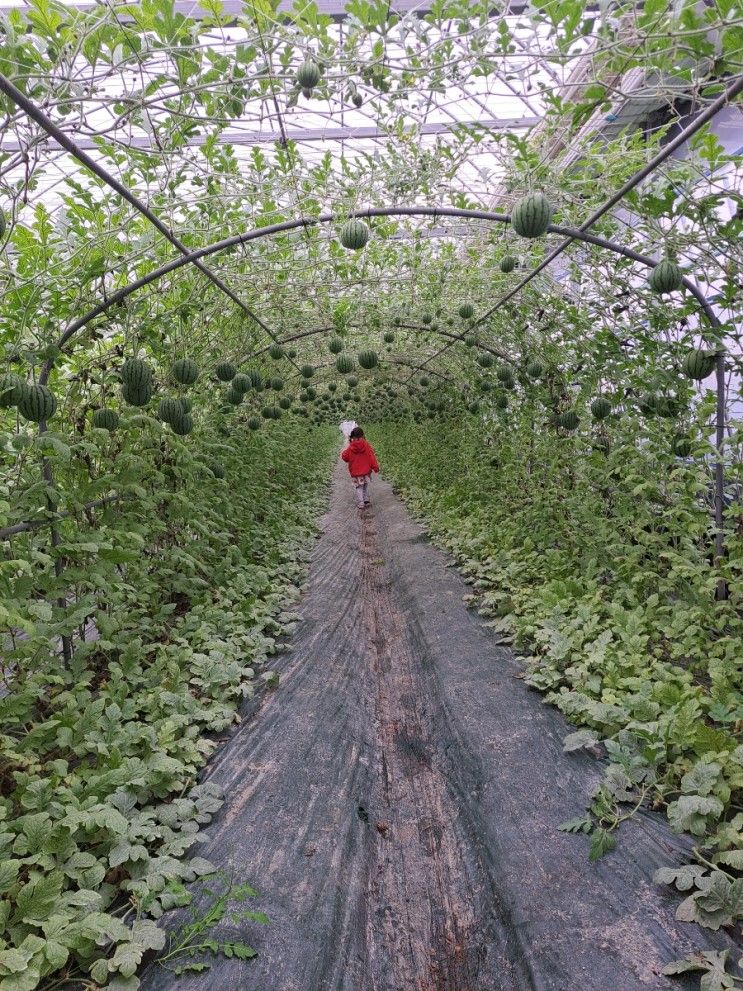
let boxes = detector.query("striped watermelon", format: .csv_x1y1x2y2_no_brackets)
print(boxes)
558,409,579,431
171,358,199,385
511,193,552,238
682,348,715,380
92,408,120,431
121,380,153,407
672,435,692,457
638,392,660,416
339,219,369,250
170,411,194,435
0,372,26,408
591,397,612,420
19,384,57,422
215,361,236,382
158,398,183,423
500,255,516,273
458,303,474,319
358,350,378,369
297,59,321,90
336,355,355,374
649,259,682,294
496,365,512,382
121,358,152,390
232,373,252,394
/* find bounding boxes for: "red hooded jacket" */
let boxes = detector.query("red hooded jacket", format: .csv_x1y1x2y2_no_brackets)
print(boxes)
342,438,380,478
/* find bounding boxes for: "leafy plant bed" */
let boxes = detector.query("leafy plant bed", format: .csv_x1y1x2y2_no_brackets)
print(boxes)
0,419,336,991
374,420,742,982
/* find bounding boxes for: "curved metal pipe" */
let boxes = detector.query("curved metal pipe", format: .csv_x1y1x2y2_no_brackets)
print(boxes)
251,322,510,364
55,206,722,365
282,356,454,384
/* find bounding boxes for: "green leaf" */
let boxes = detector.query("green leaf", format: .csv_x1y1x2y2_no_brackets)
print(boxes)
558,815,592,834
653,864,707,892
667,795,724,836
681,760,723,796
174,962,211,975
12,871,64,924
588,828,616,862
110,942,145,979
0,861,21,895
675,872,743,930
43,939,69,970
716,850,743,870
562,729,599,752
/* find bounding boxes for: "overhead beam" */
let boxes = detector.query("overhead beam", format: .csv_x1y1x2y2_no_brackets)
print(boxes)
0,118,539,155
0,1,530,24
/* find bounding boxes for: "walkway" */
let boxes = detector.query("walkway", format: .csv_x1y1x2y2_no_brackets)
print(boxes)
142,461,723,991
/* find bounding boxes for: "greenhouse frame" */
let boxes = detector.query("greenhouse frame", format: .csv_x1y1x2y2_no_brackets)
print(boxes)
0,1,742,989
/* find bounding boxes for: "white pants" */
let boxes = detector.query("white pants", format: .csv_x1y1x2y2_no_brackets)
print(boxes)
353,477,370,507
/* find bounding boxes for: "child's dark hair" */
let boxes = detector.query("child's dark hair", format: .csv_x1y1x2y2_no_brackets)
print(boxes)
350,426,364,439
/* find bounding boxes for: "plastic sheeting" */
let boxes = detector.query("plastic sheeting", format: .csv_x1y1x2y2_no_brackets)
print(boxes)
141,461,734,991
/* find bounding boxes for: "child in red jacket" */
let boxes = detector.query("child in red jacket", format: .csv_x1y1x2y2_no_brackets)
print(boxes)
341,427,380,509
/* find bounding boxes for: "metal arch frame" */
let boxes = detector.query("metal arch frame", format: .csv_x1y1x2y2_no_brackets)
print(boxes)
0,119,541,153
283,357,454,385
251,322,512,364
19,204,731,597
54,206,722,349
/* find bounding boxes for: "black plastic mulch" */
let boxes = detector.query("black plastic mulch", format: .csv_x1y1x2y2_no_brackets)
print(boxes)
141,460,733,991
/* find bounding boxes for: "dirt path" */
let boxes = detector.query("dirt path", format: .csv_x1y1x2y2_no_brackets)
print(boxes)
141,461,728,991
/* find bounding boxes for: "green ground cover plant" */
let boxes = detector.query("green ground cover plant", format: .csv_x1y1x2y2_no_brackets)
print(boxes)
0,410,336,991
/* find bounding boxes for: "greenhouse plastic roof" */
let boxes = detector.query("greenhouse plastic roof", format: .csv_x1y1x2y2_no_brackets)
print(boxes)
0,0,741,387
